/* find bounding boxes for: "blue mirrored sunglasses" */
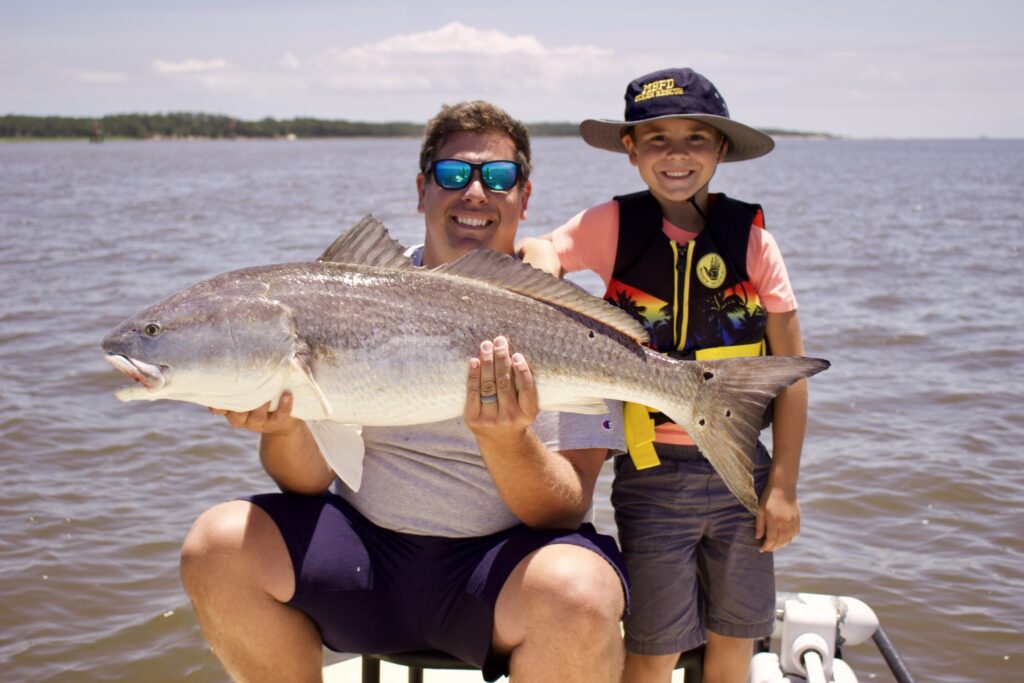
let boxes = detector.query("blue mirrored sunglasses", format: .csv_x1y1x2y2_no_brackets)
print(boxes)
430,159,521,191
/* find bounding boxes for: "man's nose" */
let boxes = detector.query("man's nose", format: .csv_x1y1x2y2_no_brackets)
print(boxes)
461,177,488,202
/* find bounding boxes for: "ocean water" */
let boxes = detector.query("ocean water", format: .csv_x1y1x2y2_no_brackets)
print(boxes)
1,137,1021,682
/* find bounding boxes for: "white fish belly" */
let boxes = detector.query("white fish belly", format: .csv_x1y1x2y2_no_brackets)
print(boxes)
305,336,472,426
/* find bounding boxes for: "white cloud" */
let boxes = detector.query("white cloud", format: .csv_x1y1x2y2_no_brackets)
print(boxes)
141,23,614,99
62,68,129,85
278,52,301,70
151,58,237,75
294,22,612,93
373,22,547,55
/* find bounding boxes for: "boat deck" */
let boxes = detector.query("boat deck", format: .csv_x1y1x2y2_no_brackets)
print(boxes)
322,656,688,681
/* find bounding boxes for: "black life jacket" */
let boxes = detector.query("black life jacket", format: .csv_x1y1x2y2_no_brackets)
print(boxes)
604,190,770,468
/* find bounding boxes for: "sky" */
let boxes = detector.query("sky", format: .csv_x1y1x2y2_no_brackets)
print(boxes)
3,0,1022,139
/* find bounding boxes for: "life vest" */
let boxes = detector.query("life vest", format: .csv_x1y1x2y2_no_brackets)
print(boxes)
605,190,770,469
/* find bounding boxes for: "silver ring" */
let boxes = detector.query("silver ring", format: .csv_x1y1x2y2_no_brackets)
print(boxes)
480,394,498,404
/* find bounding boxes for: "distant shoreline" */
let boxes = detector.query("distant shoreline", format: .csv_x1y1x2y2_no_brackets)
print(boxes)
0,113,837,141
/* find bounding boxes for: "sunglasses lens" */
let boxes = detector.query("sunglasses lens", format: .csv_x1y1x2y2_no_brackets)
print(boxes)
480,162,518,191
432,160,519,191
434,160,472,189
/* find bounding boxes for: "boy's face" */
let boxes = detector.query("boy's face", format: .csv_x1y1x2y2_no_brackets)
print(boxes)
621,118,727,206
416,131,531,268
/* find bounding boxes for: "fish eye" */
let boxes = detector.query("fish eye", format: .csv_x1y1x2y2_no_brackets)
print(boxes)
143,323,163,337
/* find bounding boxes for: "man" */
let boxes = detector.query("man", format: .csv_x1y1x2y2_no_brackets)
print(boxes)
180,101,628,683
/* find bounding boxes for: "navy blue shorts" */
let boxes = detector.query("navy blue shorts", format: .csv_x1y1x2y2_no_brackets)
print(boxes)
246,492,628,681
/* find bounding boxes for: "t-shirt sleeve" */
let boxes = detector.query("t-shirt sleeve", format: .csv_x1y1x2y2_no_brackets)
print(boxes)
533,400,626,456
748,227,797,313
551,201,620,287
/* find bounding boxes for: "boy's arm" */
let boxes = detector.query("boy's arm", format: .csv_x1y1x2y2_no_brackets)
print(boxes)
516,233,564,277
758,309,808,552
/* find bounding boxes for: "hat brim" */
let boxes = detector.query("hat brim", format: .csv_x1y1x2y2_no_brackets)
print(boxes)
580,113,774,162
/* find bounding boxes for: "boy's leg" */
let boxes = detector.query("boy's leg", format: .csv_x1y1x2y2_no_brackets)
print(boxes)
612,450,712,682
703,632,753,683
622,652,679,683
701,444,776,683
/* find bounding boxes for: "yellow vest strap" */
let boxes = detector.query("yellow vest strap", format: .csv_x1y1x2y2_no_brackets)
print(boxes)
623,401,661,469
694,340,766,360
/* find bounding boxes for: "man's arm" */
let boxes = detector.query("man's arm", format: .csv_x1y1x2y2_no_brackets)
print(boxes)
211,393,334,495
757,309,808,552
464,335,605,529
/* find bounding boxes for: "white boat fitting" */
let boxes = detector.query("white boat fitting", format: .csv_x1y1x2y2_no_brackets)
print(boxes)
751,592,915,683
322,592,915,683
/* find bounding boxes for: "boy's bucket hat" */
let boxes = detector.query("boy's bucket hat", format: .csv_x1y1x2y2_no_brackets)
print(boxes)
580,67,774,162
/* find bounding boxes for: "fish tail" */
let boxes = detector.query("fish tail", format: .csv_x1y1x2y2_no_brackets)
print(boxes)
658,355,830,515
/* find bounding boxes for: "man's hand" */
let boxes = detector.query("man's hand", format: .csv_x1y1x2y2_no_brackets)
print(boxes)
756,482,801,553
464,335,540,439
209,391,301,436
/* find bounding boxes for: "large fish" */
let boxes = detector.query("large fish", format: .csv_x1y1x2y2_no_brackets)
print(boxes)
102,216,828,513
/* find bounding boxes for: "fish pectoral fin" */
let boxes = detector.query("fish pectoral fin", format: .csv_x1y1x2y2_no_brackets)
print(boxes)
540,397,611,415
306,422,365,492
290,356,333,417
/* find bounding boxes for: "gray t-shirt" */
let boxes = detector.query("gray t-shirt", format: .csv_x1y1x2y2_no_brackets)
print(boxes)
333,407,624,537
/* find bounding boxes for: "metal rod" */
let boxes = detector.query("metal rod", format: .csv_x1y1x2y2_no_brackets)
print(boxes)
801,650,827,683
872,625,916,683
361,656,381,683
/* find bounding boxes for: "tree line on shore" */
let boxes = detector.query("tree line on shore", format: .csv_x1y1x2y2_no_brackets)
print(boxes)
1,112,828,141
0,113,581,140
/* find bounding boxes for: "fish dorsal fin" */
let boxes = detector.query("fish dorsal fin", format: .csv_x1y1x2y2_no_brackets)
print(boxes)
435,249,650,345
317,215,415,270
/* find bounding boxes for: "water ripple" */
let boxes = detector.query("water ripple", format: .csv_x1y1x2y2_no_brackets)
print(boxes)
2,138,1022,682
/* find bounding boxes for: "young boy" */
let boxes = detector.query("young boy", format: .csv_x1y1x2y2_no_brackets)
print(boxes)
519,68,810,683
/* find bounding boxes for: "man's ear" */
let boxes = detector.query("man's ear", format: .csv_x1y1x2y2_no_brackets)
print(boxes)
415,173,427,214
519,179,532,220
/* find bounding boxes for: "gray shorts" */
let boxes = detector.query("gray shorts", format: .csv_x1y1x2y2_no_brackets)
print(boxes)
611,443,775,655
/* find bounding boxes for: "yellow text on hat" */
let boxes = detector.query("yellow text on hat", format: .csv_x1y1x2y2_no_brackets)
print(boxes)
635,78,684,102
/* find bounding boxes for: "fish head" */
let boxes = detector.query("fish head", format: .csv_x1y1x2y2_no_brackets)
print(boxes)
101,274,298,408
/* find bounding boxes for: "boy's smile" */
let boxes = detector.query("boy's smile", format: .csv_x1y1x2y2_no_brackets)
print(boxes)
622,118,727,226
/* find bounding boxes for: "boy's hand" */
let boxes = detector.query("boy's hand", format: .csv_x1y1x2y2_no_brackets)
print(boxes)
517,236,563,277
756,483,800,552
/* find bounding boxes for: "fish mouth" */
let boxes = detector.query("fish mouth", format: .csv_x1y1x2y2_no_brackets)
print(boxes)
105,354,167,392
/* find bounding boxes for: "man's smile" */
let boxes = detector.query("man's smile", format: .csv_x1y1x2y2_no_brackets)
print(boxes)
451,214,492,229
